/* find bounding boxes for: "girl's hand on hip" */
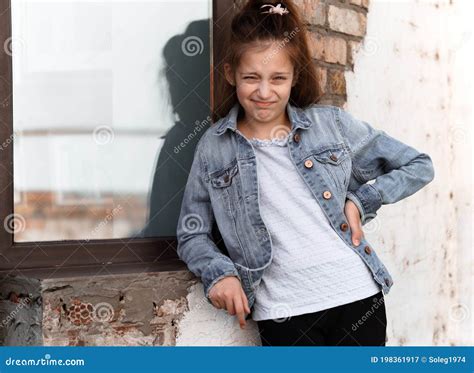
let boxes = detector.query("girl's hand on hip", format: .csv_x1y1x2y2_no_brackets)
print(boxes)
208,276,251,329
344,199,364,246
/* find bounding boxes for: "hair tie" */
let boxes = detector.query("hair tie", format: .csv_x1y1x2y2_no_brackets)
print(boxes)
260,3,290,16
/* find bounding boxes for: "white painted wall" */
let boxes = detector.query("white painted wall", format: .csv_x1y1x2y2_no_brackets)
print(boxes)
176,283,261,346
345,0,472,345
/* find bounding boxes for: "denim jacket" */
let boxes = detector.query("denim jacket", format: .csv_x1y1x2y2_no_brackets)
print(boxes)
176,102,435,311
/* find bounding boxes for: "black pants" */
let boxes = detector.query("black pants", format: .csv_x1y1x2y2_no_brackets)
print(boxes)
257,291,387,346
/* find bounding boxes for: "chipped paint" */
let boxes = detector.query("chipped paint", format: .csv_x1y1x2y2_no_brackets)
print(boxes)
175,283,261,346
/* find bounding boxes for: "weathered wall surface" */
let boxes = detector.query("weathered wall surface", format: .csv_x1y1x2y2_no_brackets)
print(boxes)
344,0,472,345
0,276,42,346
175,283,260,346
42,271,195,346
39,272,259,346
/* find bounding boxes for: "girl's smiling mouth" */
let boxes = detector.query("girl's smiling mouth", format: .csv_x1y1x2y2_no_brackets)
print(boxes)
252,100,275,107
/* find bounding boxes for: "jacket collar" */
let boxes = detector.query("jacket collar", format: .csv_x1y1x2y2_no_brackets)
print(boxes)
213,101,312,136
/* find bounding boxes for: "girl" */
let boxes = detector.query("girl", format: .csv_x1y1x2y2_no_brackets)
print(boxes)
176,0,434,346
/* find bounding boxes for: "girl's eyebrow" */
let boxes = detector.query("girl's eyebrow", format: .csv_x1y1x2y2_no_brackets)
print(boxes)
239,72,291,75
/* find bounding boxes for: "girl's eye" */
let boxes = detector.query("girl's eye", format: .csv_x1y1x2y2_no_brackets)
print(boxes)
242,76,286,81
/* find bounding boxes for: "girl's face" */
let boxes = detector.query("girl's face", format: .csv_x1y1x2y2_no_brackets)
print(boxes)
224,42,297,126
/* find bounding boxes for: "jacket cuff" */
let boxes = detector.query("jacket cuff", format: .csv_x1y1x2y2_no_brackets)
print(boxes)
202,258,241,304
346,183,382,225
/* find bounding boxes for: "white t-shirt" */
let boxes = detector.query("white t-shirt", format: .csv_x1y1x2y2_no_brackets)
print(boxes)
248,134,381,322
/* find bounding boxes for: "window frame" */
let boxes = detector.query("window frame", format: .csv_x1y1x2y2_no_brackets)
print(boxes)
0,0,234,278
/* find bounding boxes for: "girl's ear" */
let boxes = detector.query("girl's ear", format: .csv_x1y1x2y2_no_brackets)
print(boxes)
224,63,236,86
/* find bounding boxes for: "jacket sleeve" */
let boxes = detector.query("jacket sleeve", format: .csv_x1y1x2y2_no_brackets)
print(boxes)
335,107,435,225
176,138,240,304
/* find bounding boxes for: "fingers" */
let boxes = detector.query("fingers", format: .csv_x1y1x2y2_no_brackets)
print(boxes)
208,278,251,329
215,293,250,329
348,216,364,246
352,231,363,246
233,296,247,329
345,200,364,246
241,287,251,315
211,298,223,309
224,294,235,316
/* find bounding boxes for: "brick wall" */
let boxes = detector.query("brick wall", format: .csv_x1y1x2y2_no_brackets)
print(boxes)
41,272,196,346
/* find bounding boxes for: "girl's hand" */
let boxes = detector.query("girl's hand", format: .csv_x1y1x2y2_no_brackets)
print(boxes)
344,199,364,246
208,276,251,329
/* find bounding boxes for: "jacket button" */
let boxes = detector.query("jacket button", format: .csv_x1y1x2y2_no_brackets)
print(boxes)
304,159,313,169
340,222,348,231
364,246,372,254
384,278,391,286
329,154,338,162
323,191,332,199
293,133,300,143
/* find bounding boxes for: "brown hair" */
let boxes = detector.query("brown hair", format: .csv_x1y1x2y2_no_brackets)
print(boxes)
212,0,323,122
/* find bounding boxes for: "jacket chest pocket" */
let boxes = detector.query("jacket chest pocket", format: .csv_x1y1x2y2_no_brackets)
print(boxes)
209,159,243,215
312,145,351,193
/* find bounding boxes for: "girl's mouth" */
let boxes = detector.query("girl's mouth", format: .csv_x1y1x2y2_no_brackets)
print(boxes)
253,100,275,107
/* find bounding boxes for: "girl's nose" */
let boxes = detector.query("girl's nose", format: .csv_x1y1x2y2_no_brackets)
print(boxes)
257,81,272,99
